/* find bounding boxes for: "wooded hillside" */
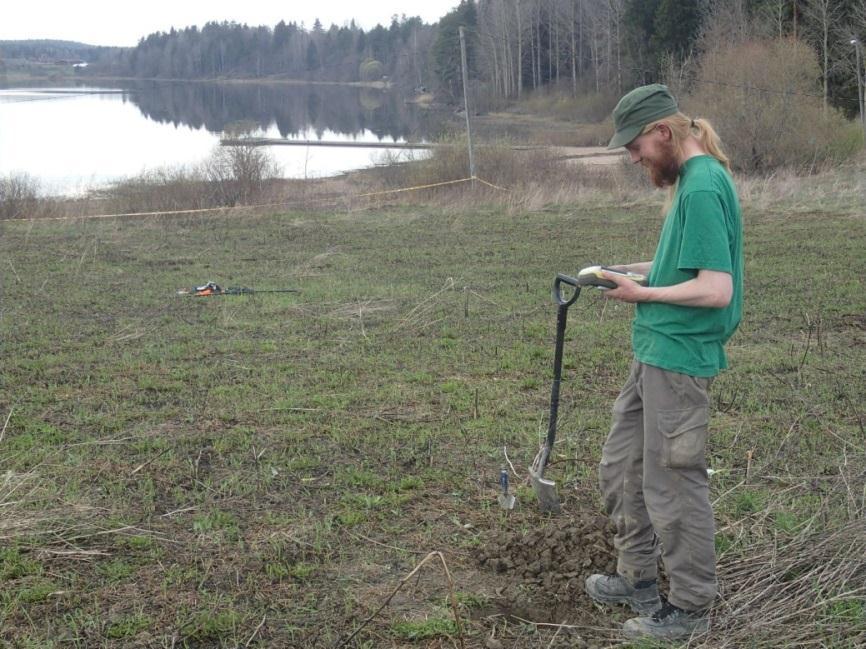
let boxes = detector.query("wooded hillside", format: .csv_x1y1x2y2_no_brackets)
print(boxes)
4,1,865,121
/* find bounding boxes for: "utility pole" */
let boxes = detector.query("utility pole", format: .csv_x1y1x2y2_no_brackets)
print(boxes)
459,26,476,185
413,26,421,87
852,39,866,146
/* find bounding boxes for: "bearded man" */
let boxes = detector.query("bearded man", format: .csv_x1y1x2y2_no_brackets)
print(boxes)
583,84,744,641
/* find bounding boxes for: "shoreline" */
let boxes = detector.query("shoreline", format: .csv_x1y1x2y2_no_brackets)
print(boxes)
1,71,394,90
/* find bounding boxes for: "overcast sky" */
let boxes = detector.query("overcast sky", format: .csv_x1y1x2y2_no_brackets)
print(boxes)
1,0,461,47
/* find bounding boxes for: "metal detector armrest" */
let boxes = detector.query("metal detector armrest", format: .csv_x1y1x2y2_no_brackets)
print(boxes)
576,265,648,290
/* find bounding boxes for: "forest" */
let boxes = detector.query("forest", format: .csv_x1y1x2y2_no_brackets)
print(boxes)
3,1,863,119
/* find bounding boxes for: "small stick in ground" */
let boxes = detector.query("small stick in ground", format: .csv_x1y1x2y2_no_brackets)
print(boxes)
245,615,266,647
545,620,567,649
1,407,14,444
130,448,171,476
503,446,521,480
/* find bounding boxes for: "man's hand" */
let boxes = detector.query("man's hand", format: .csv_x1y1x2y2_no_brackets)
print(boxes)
601,270,650,303
602,269,733,308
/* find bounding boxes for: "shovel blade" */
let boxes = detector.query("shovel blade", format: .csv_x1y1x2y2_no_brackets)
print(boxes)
529,445,561,513
498,493,516,510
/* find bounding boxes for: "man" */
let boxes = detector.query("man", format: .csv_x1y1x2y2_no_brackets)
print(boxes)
583,84,743,640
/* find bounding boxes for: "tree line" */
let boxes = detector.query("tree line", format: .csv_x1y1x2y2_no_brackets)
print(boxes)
80,16,434,87
465,0,866,116
5,1,865,118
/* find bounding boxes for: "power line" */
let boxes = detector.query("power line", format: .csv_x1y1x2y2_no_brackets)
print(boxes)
628,67,862,108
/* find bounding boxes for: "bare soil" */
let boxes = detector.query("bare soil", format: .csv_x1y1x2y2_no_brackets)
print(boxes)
472,514,623,641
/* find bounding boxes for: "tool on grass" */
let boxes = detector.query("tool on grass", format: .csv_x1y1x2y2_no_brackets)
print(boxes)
177,281,300,297
576,265,647,290
529,273,581,514
498,469,516,510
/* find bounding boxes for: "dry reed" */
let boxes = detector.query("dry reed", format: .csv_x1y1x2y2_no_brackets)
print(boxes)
692,520,866,647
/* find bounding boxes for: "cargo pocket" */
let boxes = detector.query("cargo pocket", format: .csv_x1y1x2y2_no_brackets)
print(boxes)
658,406,709,469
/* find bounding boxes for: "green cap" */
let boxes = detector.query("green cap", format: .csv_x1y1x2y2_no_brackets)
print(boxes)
607,84,679,149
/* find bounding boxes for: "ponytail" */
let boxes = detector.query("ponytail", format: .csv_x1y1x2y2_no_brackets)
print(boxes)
691,117,731,172
642,113,732,172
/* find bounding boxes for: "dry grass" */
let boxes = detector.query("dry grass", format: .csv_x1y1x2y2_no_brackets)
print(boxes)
5,131,862,226
361,141,656,214
1,170,864,646
516,87,618,124
700,520,866,648
735,156,866,213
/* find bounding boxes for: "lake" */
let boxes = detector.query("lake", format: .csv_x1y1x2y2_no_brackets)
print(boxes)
0,81,442,196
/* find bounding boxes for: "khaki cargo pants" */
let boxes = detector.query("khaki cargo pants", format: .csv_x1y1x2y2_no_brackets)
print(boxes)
599,360,716,611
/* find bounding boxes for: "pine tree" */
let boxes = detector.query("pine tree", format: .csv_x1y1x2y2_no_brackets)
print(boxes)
306,40,320,72
624,0,663,80
432,0,478,99
651,0,702,60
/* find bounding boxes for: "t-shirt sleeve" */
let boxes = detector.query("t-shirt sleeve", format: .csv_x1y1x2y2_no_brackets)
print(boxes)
677,190,733,273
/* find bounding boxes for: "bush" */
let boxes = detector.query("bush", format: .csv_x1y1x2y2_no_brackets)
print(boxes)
686,38,861,173
359,59,384,82
103,139,283,215
394,138,563,191
200,122,284,206
0,173,41,219
520,88,618,123
202,143,282,206
103,167,214,214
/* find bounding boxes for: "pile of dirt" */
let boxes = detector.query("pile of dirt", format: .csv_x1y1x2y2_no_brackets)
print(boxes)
476,514,617,601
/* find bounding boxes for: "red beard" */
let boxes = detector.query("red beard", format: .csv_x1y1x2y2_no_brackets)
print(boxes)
646,140,680,188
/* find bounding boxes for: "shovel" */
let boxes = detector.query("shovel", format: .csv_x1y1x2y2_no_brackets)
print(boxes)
529,273,581,513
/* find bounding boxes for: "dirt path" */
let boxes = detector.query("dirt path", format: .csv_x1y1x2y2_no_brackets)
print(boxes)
548,146,626,166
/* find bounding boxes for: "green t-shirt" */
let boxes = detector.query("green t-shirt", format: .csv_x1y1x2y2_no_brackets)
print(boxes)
632,155,743,377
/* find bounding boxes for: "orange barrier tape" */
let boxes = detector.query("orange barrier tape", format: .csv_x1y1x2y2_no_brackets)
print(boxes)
0,176,511,223
473,177,511,193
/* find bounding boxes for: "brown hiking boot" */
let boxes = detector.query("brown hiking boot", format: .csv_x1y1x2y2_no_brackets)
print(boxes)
584,573,661,615
622,599,710,640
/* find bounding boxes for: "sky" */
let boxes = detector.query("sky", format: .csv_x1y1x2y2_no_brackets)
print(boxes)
1,0,461,47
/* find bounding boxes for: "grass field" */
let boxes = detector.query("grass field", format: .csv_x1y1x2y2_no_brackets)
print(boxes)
1,162,865,648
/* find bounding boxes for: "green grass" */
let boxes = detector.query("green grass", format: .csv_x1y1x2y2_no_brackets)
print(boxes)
391,616,459,639
104,613,152,639
1,169,864,646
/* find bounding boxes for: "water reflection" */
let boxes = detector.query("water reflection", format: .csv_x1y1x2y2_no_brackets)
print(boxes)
123,80,438,141
0,81,443,195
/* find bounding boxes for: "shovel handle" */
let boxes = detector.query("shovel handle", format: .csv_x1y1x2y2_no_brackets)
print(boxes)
553,273,581,306
543,273,580,463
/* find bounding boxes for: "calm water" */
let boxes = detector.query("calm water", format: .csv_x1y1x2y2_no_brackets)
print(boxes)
0,81,440,196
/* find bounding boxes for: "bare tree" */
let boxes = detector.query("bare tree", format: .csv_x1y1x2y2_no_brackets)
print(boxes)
471,0,627,100
584,0,612,93
570,0,579,96
756,0,790,38
702,0,756,44
517,0,524,96
801,0,845,114
851,0,866,132
609,0,624,94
